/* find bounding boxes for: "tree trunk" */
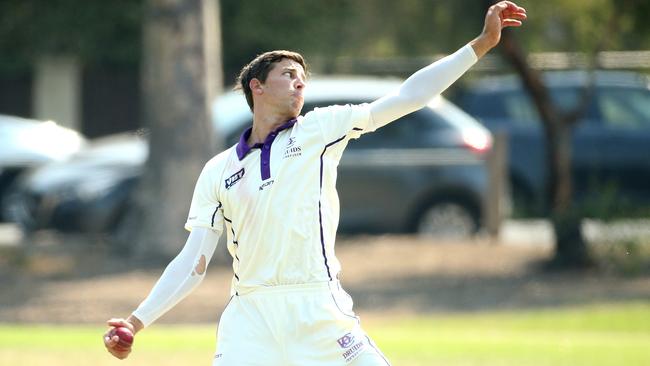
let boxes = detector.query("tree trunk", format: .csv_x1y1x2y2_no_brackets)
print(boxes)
496,26,591,268
133,0,222,259
547,124,591,267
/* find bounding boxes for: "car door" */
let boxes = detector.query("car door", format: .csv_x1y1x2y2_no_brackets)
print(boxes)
575,86,650,209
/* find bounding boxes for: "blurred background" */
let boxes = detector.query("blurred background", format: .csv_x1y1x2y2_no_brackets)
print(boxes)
0,1,649,365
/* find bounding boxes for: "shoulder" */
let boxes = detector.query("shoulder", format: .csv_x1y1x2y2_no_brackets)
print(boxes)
203,145,237,174
304,103,371,123
302,103,372,141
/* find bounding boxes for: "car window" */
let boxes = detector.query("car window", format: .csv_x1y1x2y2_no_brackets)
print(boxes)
464,87,598,127
461,92,507,120
501,91,538,125
461,91,538,126
596,87,650,129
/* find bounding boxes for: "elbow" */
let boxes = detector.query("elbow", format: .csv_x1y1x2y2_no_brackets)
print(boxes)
191,254,207,276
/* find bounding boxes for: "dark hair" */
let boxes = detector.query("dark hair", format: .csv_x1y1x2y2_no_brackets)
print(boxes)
235,50,307,111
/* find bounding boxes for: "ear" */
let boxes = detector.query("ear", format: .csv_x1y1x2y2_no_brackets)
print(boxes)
249,78,264,95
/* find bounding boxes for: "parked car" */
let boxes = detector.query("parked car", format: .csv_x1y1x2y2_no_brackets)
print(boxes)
6,77,492,238
2,132,145,233
0,114,85,221
457,70,650,217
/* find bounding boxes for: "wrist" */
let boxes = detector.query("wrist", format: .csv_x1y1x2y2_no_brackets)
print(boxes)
470,33,498,59
126,315,145,334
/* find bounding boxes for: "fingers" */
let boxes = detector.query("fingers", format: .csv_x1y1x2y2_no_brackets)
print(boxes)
491,1,527,29
104,318,134,359
492,1,527,17
499,1,526,14
106,318,135,332
103,335,132,359
502,19,523,28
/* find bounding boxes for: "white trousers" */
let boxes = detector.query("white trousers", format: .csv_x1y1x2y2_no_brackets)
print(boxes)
212,281,390,366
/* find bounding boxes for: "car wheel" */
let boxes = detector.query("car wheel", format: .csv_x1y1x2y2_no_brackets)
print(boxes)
416,201,478,238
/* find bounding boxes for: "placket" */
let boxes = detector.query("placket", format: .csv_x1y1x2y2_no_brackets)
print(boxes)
260,131,277,180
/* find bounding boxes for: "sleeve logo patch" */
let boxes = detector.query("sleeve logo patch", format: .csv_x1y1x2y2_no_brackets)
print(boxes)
225,168,245,189
337,333,355,348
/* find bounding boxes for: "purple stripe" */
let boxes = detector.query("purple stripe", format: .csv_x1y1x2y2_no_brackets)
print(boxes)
210,202,222,227
365,335,391,365
223,216,241,285
260,143,272,180
318,134,347,281
329,291,360,322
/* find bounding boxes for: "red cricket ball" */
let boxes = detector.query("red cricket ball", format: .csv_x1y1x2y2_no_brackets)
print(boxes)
108,326,134,349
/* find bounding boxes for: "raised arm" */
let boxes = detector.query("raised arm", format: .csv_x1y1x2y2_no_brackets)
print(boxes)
103,227,221,359
369,1,526,128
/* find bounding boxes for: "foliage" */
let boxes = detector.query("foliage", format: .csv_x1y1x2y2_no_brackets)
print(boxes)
1,1,649,78
219,0,483,81
507,0,650,52
0,0,142,74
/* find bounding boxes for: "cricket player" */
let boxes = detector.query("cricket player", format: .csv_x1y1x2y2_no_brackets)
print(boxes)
104,2,526,365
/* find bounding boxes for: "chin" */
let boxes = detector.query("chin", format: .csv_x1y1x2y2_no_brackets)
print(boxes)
290,104,303,117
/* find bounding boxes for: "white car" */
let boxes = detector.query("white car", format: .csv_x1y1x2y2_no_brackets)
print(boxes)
0,114,85,221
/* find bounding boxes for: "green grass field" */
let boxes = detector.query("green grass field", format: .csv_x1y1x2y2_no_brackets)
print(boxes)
1,302,648,366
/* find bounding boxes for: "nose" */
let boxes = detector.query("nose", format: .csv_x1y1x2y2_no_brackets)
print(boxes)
295,78,305,90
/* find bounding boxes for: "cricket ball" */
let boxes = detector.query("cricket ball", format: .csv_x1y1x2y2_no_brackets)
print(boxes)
108,326,134,349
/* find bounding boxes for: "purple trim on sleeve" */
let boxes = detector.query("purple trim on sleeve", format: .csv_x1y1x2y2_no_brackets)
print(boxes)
210,202,222,227
318,134,348,281
235,118,298,180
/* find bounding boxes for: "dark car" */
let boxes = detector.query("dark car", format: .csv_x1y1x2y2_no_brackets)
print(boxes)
0,114,85,221
7,77,492,238
457,70,650,217
3,132,145,233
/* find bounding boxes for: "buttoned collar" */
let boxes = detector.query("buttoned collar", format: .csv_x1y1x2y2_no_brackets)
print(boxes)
236,118,298,160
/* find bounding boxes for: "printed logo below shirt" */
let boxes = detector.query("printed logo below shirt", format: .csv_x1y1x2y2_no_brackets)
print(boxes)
337,332,366,363
225,168,245,189
337,333,355,348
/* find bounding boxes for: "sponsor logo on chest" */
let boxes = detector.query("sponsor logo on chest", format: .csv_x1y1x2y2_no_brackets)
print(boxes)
283,137,302,159
225,168,245,189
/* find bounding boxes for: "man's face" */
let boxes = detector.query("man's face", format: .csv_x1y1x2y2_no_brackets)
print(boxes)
257,58,306,117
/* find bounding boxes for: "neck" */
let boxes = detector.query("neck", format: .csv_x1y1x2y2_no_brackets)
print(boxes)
248,110,294,146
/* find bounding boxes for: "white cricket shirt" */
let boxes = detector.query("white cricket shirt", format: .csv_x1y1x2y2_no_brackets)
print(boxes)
185,104,374,295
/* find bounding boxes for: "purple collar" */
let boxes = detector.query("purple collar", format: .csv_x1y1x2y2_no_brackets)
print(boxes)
236,118,297,160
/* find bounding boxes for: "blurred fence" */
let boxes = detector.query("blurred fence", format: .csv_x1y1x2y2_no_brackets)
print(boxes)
315,50,650,76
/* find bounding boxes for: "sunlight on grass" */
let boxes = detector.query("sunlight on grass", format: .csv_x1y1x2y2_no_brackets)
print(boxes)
0,302,648,366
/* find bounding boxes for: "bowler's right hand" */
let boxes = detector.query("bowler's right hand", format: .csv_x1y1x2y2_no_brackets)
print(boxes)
103,318,136,359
